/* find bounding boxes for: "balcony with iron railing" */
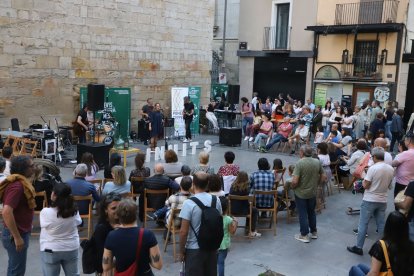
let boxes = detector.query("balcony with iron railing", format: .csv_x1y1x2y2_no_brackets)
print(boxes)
335,0,399,25
263,26,291,50
340,54,384,80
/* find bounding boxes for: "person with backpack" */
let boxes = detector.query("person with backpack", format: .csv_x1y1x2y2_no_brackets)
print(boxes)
179,171,223,276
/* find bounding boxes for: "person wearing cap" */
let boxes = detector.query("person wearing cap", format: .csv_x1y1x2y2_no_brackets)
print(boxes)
287,120,309,154
66,163,100,215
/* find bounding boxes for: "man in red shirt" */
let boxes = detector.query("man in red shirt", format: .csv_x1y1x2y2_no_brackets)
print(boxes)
0,156,36,275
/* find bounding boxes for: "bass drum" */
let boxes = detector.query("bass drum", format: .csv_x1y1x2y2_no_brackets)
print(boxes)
103,136,113,146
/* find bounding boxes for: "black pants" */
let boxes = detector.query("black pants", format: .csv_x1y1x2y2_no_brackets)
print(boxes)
390,131,402,152
185,249,217,276
185,118,193,139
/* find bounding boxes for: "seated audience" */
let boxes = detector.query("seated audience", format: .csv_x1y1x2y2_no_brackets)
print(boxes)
229,171,260,238
191,151,215,175
32,164,53,210
208,174,225,197
102,166,131,196
263,117,293,152
129,153,151,195
339,139,368,175
288,120,309,154
0,157,6,182
254,113,273,151
250,158,275,210
244,110,262,141
162,150,183,176
104,153,121,179
217,151,240,194
1,146,12,176
271,158,284,184
66,163,100,215
80,152,99,181
174,165,193,186
277,165,296,213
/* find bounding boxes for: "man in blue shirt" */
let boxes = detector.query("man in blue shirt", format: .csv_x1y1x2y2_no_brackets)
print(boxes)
66,163,100,214
250,158,275,208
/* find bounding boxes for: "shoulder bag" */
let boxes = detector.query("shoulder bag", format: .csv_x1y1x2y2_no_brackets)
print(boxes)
379,240,393,276
352,152,370,179
115,228,145,276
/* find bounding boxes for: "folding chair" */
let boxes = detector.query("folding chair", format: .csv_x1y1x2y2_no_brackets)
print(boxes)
89,179,104,195
130,176,146,198
73,195,93,240
254,190,278,236
32,191,47,236
143,188,170,230
228,195,253,237
330,160,341,194
163,208,181,262
20,139,39,157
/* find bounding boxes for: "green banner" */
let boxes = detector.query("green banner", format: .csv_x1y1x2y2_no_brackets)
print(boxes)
80,87,131,140
188,86,200,134
211,84,228,101
314,85,328,107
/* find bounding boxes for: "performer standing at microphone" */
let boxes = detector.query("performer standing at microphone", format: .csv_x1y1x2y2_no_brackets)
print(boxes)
182,96,194,143
149,103,163,151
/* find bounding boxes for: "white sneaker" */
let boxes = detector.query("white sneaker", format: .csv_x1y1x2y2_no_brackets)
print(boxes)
244,136,249,141
183,139,188,143
249,231,262,238
249,137,254,142
295,234,310,243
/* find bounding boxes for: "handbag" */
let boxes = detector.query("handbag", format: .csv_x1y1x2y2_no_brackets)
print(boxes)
394,187,408,215
80,236,97,274
379,240,394,276
352,152,370,179
115,228,145,276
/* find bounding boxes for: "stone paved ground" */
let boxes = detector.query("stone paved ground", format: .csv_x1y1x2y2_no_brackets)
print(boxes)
1,134,395,275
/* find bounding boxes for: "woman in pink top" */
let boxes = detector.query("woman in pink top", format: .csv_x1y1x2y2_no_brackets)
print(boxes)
253,113,273,149
241,97,254,136
392,133,414,198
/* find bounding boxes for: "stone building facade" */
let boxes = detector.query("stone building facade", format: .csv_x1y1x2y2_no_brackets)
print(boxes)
0,0,214,129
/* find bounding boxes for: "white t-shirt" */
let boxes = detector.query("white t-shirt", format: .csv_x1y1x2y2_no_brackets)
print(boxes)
40,207,82,251
368,152,393,167
363,162,394,203
318,154,331,166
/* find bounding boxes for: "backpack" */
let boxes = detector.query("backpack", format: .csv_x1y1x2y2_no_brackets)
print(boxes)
189,196,224,251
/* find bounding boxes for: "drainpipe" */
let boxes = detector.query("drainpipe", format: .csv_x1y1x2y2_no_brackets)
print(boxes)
221,0,227,73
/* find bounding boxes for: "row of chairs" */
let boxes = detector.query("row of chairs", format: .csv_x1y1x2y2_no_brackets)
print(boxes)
0,135,39,157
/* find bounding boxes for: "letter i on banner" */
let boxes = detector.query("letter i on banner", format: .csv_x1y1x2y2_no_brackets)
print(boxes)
146,148,151,162
182,143,187,156
189,142,199,155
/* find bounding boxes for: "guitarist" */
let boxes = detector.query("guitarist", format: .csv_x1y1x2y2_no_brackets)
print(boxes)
74,103,90,143
182,96,194,143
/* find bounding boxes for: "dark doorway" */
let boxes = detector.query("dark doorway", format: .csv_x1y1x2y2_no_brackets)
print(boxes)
403,64,414,130
253,56,307,101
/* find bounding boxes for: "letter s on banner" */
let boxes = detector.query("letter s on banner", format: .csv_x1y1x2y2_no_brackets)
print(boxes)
204,140,212,153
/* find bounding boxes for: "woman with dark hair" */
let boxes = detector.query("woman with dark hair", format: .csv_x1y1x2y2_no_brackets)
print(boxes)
229,171,260,238
208,174,225,197
240,97,254,137
129,153,151,195
92,192,122,274
218,151,240,194
104,152,121,179
272,158,284,183
329,106,345,131
162,149,183,175
349,211,414,276
103,198,162,275
80,152,99,181
39,183,82,275
253,113,273,150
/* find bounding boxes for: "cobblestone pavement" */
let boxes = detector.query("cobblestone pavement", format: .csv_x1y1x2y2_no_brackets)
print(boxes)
1,134,393,275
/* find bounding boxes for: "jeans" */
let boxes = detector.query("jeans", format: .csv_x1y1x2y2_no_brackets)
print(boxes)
1,227,30,276
217,249,228,276
324,124,331,139
154,206,168,219
295,195,317,236
41,249,80,276
265,134,287,150
390,131,402,153
206,112,219,129
409,220,414,242
349,264,370,276
254,133,269,147
185,118,193,139
242,117,253,135
385,121,392,139
356,200,386,249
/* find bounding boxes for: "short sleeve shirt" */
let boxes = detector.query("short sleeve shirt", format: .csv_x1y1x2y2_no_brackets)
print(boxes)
184,102,195,119
405,181,414,220
394,149,414,185
341,136,352,146
179,192,222,249
363,162,394,203
2,181,34,233
293,157,324,199
105,227,157,274
219,215,233,250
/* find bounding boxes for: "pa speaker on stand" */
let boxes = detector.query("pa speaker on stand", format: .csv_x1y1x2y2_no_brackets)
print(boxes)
87,84,105,111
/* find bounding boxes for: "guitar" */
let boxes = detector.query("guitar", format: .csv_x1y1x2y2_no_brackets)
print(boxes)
72,115,88,137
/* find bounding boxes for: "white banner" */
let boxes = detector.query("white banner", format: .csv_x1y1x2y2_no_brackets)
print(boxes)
171,87,189,137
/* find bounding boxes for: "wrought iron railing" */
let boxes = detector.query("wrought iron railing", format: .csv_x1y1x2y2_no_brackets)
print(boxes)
263,26,290,50
335,0,399,25
340,54,384,79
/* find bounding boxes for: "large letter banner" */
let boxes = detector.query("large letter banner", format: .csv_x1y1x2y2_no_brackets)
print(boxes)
171,87,189,137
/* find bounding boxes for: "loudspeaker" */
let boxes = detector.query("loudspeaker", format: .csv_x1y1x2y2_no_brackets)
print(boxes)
77,142,111,169
87,84,105,111
227,85,240,105
219,127,242,146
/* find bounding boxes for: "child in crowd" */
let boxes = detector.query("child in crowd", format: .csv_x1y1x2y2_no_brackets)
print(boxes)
329,130,339,143
314,126,324,145
218,198,237,276
277,164,296,214
272,158,284,184
149,176,192,227
377,129,390,149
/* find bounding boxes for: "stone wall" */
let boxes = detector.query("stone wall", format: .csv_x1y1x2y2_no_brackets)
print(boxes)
0,0,214,129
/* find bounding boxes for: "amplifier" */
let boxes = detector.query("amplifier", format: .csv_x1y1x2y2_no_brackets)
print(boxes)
32,129,55,139
219,127,242,146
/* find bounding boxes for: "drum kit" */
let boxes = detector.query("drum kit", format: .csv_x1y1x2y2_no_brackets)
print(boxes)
87,109,118,145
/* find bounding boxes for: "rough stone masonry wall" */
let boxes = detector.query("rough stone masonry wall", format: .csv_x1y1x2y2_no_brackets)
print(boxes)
0,0,214,129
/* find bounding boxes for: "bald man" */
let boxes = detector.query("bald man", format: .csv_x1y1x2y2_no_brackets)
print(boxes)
139,163,180,221
368,138,393,166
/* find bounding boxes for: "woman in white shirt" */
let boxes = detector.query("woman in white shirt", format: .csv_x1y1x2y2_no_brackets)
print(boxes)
102,165,131,196
40,183,82,276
